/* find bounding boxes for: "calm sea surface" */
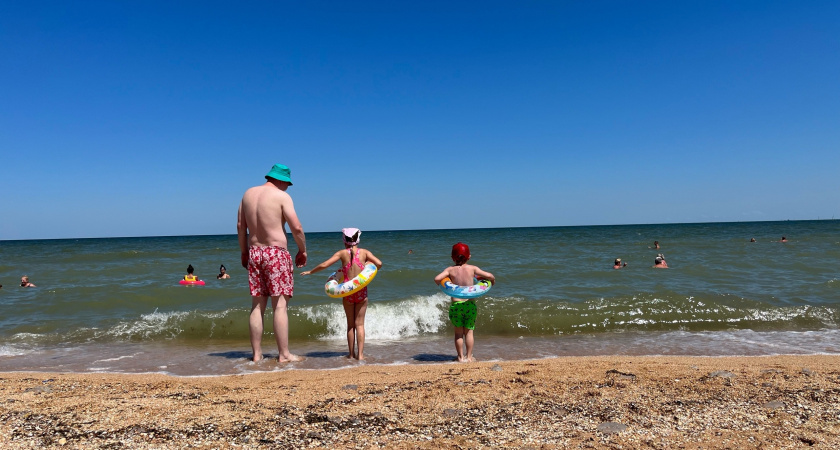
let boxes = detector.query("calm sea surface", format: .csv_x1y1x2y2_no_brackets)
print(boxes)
1,220,838,375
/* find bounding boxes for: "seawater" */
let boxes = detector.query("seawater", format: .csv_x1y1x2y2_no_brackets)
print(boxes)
0,220,838,375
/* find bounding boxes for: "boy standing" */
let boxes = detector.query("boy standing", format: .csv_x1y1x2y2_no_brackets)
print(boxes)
434,243,495,362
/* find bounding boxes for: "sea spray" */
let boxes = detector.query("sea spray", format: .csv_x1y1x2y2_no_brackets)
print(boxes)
299,294,450,340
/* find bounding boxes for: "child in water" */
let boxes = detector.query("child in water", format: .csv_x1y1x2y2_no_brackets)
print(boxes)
434,243,495,362
301,228,383,360
184,265,198,281
217,265,230,279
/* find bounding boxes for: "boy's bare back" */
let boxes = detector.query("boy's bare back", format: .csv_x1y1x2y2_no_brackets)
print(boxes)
443,264,495,286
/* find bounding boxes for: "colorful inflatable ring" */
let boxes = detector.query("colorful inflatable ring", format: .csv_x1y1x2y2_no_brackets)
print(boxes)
325,262,378,298
439,277,492,299
179,280,205,286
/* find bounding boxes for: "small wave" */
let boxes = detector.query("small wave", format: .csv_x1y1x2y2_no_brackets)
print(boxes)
299,294,450,340
98,308,244,341
0,345,26,357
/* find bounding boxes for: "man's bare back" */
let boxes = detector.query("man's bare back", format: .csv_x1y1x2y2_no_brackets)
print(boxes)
239,184,292,248
237,180,306,268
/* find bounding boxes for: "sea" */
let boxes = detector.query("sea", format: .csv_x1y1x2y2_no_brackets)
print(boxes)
1,220,838,376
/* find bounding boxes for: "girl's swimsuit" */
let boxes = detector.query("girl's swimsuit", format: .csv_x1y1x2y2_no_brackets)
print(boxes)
184,275,197,281
341,247,367,304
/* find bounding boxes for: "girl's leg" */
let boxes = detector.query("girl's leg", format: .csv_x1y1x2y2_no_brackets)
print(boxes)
354,299,368,360
464,329,475,362
453,327,466,361
343,299,356,358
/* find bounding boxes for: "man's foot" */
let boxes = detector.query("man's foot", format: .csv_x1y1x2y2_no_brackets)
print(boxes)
278,354,303,363
357,354,364,361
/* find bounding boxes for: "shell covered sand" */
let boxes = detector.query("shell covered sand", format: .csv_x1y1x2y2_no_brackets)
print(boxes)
1,355,839,448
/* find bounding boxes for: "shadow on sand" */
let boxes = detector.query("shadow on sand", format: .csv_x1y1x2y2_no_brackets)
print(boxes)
412,353,455,362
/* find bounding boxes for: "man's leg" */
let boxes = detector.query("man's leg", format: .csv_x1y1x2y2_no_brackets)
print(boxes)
249,296,268,362
272,295,300,362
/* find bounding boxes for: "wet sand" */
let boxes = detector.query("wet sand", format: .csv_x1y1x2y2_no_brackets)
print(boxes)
1,355,839,448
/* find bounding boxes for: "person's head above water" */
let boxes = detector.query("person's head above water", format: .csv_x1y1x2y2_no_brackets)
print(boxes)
187,264,194,274
342,228,361,247
219,265,226,273
452,242,470,265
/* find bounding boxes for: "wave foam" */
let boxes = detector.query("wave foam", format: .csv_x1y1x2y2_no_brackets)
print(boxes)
300,294,450,340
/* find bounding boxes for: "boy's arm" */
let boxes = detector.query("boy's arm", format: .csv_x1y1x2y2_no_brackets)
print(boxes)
473,267,495,283
433,268,451,285
364,250,383,269
300,251,342,276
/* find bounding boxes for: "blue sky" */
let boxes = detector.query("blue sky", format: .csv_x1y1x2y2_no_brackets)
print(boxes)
2,1,838,240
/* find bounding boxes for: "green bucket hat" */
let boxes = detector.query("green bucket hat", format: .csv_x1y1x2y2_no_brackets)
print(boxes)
265,164,293,185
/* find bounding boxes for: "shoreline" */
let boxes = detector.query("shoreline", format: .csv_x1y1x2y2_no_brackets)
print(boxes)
2,355,839,448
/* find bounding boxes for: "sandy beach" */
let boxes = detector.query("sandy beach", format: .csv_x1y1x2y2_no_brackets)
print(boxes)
1,355,839,448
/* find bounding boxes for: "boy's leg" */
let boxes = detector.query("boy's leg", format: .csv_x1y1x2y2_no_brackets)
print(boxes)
271,295,300,362
453,327,466,361
355,300,368,360
343,299,356,358
249,296,268,362
464,329,475,362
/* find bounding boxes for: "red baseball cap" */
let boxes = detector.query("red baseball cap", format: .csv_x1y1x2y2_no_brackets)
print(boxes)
451,242,470,264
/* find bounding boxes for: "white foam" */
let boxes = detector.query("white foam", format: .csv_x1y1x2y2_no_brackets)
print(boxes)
0,345,26,357
300,294,450,340
105,309,190,339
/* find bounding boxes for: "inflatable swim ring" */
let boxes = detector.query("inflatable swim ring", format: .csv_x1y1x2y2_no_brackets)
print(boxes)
325,262,378,298
179,280,205,286
439,277,492,299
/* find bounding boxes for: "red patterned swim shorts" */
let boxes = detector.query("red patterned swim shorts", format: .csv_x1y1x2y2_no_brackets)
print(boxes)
248,246,294,298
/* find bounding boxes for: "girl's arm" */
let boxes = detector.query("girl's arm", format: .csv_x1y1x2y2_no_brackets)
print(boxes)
300,251,342,276
364,250,383,269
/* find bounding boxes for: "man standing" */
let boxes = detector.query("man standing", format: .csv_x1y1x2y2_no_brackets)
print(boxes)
237,164,307,362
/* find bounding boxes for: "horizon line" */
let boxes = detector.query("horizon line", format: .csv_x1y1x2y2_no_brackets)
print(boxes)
1,218,836,243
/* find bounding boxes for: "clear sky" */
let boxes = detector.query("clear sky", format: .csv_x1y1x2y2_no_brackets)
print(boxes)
2,1,838,240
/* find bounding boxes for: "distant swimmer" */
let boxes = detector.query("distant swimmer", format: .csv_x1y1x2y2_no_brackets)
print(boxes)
184,264,198,282
780,236,788,243
408,249,413,255
217,265,230,279
750,238,756,242
613,258,627,269
653,254,668,269
650,241,660,250
20,276,36,287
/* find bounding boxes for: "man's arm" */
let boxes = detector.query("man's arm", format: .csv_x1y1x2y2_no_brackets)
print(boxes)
282,197,307,267
237,201,249,268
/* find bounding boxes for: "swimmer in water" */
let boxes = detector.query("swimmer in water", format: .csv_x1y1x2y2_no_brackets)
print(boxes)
20,276,36,287
653,254,668,269
184,265,198,282
613,258,626,269
217,265,230,279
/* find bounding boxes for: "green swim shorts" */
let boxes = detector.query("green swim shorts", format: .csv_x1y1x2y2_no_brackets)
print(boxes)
448,300,477,330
